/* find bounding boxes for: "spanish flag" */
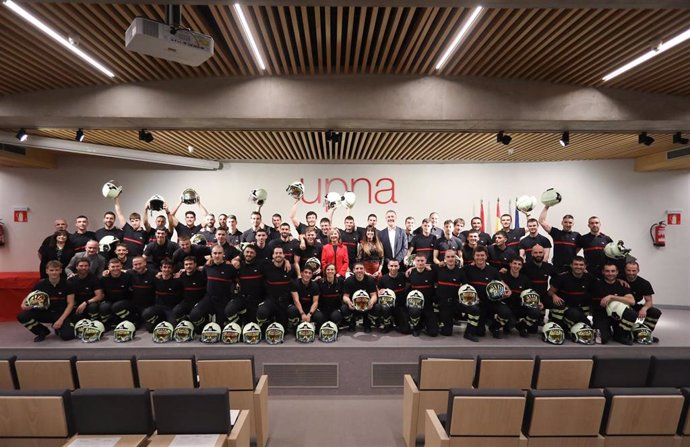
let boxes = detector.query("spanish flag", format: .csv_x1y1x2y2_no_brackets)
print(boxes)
495,198,501,233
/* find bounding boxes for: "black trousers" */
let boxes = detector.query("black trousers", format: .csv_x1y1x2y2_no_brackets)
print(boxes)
287,305,326,330
141,304,176,332
341,303,383,330
592,305,637,343
633,305,662,331
17,308,75,340
479,299,516,332
256,296,291,330
407,303,439,336
189,294,230,331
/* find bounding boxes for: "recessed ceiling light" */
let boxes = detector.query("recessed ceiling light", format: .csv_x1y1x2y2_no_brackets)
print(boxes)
187,145,194,153
16,128,28,142
234,3,266,70
435,6,483,70
3,0,115,78
603,27,690,81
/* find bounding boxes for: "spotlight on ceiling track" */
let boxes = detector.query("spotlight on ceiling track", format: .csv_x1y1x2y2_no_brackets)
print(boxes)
496,131,512,145
325,130,342,144
672,131,689,145
638,132,654,146
559,131,570,147
75,128,85,142
16,128,28,142
138,129,154,143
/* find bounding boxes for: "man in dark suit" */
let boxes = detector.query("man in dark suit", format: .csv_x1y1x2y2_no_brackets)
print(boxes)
380,210,408,273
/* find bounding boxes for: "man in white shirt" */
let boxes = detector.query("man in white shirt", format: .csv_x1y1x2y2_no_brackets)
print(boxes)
379,210,407,272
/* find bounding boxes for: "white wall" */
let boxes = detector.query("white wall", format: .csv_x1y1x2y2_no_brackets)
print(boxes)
1,155,688,305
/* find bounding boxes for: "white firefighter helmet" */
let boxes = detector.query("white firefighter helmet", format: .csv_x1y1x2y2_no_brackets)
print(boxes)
541,321,565,345
101,180,123,199
345,271,354,280
516,195,538,214
222,322,242,344
319,321,339,343
404,253,416,268
286,181,305,200
173,320,194,342
152,321,174,343
74,318,92,340
82,320,105,343
249,189,268,206
540,188,562,207
570,322,596,345
486,280,507,301
113,320,136,343
23,290,50,310
99,235,120,254
520,289,541,308
342,191,357,208
378,288,396,307
324,191,342,209
265,322,285,345
242,322,262,344
604,240,631,260
304,257,321,274
181,188,199,205
296,321,316,343
190,233,207,246
352,289,370,312
406,290,425,310
148,194,165,212
200,322,221,343
631,323,653,344
458,284,479,306
606,300,630,321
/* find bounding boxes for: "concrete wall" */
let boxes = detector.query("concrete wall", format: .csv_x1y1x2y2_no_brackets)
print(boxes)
0,155,688,305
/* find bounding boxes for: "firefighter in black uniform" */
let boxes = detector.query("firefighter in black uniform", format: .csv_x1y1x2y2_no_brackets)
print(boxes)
341,262,379,333
624,261,662,338
189,245,236,330
462,246,512,338
435,249,469,337
68,258,103,322
407,219,436,265
17,260,76,342
407,253,439,337
576,216,613,277
288,266,324,330
99,258,131,328
142,259,183,331
548,256,597,330
256,246,296,329
522,244,557,331
592,263,637,345
487,231,518,273
379,259,410,334
501,257,540,337
174,256,206,322
121,256,157,327
538,207,580,273
318,263,345,328
225,245,264,325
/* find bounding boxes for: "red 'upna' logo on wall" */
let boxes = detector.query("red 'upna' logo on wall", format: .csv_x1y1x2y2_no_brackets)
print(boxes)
299,177,397,205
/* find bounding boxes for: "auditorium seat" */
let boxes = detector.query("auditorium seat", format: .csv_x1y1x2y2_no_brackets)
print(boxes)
0,355,16,390
0,389,74,447
65,388,153,447
590,356,651,388
425,388,527,447
196,355,269,447
402,355,475,447
476,355,534,389
532,356,593,389
14,356,77,390
136,356,196,389
148,388,250,447
75,355,137,389
648,355,690,388
601,387,683,447
680,388,690,447
523,389,606,447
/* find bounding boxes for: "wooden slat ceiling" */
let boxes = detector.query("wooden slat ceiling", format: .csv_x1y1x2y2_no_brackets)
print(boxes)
1,4,690,96
26,128,679,163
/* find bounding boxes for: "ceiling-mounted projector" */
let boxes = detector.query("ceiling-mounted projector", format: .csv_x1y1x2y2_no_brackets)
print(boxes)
125,17,214,67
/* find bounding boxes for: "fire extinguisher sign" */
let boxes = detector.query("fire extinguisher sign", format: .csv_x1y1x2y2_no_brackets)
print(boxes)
13,207,29,223
666,209,682,225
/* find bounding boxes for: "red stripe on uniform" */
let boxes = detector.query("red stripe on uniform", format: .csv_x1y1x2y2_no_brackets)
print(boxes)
266,281,290,285
554,241,576,246
583,246,603,252
207,276,233,283
437,281,460,287
123,237,145,246
412,285,433,289
240,275,263,280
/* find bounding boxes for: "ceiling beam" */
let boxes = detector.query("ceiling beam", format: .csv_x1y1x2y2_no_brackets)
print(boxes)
15,1,690,9
0,132,222,169
635,149,690,171
1,76,689,133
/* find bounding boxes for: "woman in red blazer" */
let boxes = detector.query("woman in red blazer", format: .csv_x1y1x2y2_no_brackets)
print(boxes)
321,229,349,277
